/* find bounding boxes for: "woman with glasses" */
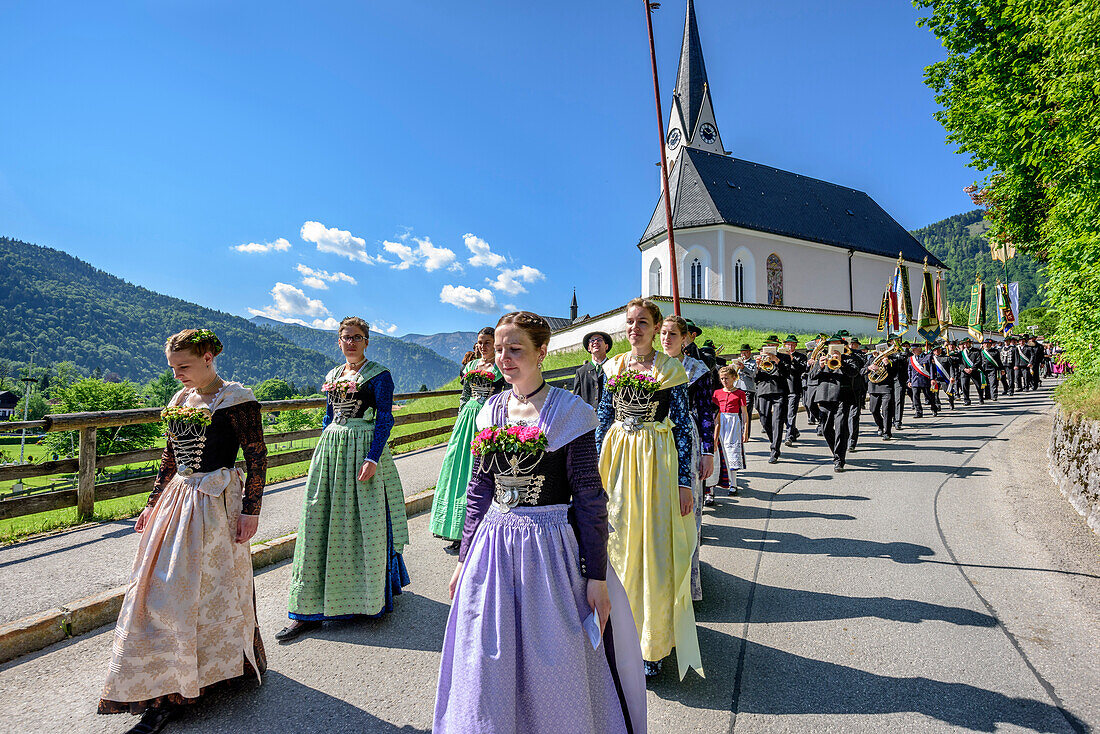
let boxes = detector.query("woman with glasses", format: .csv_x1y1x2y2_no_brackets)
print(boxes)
430,327,505,552
276,317,410,642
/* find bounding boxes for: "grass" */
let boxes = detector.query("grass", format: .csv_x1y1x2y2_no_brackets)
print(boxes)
1054,371,1100,420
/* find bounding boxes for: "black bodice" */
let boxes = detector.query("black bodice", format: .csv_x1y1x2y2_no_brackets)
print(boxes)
486,445,572,509
611,386,672,425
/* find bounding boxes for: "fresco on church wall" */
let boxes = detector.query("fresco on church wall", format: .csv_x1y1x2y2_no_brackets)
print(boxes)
767,253,783,306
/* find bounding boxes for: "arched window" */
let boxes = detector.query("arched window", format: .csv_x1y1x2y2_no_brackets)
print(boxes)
766,253,783,306
690,258,704,299
734,259,745,302
649,259,662,296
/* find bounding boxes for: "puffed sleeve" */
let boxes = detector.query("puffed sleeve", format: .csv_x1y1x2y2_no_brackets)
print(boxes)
147,440,177,508
669,384,693,487
458,373,472,410
689,375,716,456
458,457,494,563
228,401,268,516
566,430,608,580
594,382,614,453
365,371,395,464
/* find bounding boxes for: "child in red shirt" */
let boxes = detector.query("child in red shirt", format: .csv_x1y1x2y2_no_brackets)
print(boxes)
712,365,749,495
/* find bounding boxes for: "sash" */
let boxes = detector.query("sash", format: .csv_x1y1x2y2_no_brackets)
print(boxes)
981,348,998,366
909,355,931,379
961,350,975,368
932,356,950,380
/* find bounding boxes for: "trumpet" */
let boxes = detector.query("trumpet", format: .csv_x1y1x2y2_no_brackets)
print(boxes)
866,343,901,384
758,353,779,373
826,352,843,370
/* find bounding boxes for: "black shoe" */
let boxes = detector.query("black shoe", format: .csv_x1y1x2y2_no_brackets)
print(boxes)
275,620,321,643
125,707,176,734
643,659,663,677
848,444,857,452
883,434,892,441
443,539,461,555
784,438,795,447
833,462,844,473
768,455,779,464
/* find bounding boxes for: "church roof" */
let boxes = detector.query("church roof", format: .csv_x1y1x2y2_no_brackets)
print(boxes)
673,0,710,140
640,147,947,269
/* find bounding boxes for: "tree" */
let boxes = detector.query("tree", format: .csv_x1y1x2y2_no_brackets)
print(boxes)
418,384,428,392
48,361,80,400
144,370,182,407
915,0,1100,376
40,379,161,459
0,359,9,390
253,378,295,402
272,407,323,433
1018,307,1059,338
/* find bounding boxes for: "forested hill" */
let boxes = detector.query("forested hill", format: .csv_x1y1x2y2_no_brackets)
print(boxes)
401,331,479,363
250,316,460,392
0,237,335,386
910,209,1046,312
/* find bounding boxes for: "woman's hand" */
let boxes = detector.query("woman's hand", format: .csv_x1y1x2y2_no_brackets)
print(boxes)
679,486,694,517
357,460,377,482
134,507,153,534
587,579,611,634
700,454,714,481
448,562,463,600
236,514,259,544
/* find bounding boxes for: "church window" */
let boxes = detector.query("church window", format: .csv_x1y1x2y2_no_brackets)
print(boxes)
766,253,783,306
690,258,704,299
649,259,662,296
735,259,745,303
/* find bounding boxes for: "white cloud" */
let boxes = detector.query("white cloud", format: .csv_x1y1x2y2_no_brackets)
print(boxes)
382,237,456,272
372,319,399,335
249,281,332,329
487,265,545,296
503,303,518,312
233,237,291,254
300,221,385,264
296,263,357,290
464,233,506,268
440,284,497,313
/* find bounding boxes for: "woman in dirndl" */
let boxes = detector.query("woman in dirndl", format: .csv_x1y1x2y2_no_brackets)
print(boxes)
596,298,702,680
276,316,410,642
659,315,716,602
98,329,267,734
434,311,646,734
430,327,505,552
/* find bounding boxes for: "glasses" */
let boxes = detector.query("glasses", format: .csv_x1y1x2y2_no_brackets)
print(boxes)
339,335,366,345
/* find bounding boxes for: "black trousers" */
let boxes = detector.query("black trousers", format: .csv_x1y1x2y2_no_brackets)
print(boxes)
803,386,817,424
981,369,998,400
892,380,906,426
1029,364,1041,389
743,391,757,437
848,394,864,449
868,392,895,436
959,370,984,404
786,388,802,439
1015,367,1028,391
941,382,955,409
910,386,937,417
816,400,849,464
756,394,787,459
1000,368,1014,395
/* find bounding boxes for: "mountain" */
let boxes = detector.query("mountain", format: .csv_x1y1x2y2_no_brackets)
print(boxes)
0,236,336,387
401,331,480,363
250,316,460,392
910,209,1046,314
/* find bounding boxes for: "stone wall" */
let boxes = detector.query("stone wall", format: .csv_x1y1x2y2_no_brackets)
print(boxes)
1049,406,1100,534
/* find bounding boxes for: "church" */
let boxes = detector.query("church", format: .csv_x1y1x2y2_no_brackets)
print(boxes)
639,0,944,315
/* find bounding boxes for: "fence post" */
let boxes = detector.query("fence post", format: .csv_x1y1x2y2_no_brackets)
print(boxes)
77,427,96,520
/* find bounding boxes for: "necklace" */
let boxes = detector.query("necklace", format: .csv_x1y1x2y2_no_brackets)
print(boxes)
196,375,223,396
512,380,547,404
629,350,656,367
345,357,367,371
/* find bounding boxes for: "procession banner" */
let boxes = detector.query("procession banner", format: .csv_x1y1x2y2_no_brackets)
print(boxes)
917,271,941,342
893,263,913,327
996,282,1015,335
877,286,890,334
1008,281,1020,326
967,281,986,341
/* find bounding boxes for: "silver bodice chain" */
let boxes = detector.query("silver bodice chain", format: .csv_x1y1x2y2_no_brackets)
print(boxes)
166,420,208,477
329,391,362,425
612,388,660,433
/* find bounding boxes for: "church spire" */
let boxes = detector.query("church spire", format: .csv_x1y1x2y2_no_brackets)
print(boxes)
570,289,578,322
665,0,726,167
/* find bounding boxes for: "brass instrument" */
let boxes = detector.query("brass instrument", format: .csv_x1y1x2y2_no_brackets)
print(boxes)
758,353,779,373
866,343,901,384
826,351,843,370
808,339,828,364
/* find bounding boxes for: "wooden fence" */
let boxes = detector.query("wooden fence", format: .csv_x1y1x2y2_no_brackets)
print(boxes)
0,366,578,523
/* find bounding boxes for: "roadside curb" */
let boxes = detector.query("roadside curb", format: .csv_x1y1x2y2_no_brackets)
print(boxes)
0,489,438,666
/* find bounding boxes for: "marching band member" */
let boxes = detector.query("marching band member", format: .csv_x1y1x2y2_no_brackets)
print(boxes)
804,333,828,430
1027,336,1044,390
846,337,868,453
734,344,757,439
980,338,1004,401
958,337,984,405
890,339,909,431
782,335,807,446
864,343,896,441
754,335,789,464
931,342,955,411
809,334,858,472
907,342,939,418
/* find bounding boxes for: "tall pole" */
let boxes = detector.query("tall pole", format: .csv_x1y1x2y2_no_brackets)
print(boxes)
643,0,681,315
18,351,36,464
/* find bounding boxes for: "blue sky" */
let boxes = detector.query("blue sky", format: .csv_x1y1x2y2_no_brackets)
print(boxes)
0,0,973,336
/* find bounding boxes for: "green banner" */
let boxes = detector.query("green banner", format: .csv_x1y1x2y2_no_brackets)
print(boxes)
899,266,913,326
968,282,986,341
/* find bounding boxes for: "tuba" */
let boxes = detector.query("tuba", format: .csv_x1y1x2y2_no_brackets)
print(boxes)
808,339,828,364
866,343,901,383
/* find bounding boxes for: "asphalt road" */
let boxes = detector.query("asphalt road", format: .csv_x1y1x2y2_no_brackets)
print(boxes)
0,444,447,625
1,385,1097,733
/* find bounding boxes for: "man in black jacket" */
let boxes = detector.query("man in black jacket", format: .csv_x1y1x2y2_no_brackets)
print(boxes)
847,338,868,452
782,335,807,446
980,338,1004,401
809,334,858,472
1028,337,1044,390
931,342,955,411
572,331,612,409
755,335,790,464
865,344,896,439
907,342,938,418
958,337,984,405
1015,338,1032,391
1000,337,1017,396
890,339,909,430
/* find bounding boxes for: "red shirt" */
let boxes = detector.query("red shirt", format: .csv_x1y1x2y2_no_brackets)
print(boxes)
712,388,748,414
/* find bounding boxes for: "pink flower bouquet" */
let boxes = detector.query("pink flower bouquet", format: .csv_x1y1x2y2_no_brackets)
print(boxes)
471,424,548,456
322,379,357,400
606,370,660,395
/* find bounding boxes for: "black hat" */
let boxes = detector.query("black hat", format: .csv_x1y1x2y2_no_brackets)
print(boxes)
783,334,798,343
764,334,781,344
582,331,612,351
684,319,703,336
739,343,752,352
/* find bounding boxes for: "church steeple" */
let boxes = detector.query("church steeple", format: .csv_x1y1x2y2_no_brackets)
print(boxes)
570,289,578,322
665,0,726,168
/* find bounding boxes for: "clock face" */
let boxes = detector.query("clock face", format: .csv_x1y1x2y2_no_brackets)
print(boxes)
667,128,681,150
700,123,717,144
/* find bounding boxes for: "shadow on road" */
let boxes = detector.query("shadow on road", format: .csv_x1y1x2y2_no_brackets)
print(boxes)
705,519,937,565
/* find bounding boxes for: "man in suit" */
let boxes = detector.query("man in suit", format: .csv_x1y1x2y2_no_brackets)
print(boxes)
1027,336,1044,390
931,342,955,411
809,334,859,472
865,343,896,440
1000,337,1017,396
572,331,612,409
847,337,868,452
980,337,1004,401
1015,337,1032,391
890,339,909,430
782,335,807,446
958,337,983,405
804,333,828,430
755,335,790,464
907,342,938,418
682,320,715,370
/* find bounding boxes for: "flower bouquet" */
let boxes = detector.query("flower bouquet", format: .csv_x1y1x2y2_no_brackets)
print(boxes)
607,370,661,432
471,424,548,457
160,405,214,427
322,379,358,401
471,424,549,511
463,368,497,383
606,370,660,395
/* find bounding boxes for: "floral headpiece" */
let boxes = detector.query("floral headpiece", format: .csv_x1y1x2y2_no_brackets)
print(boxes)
191,329,222,348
